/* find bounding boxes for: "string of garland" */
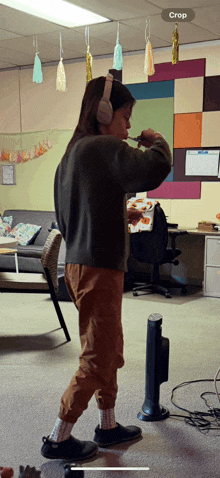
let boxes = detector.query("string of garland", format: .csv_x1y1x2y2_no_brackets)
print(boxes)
0,138,53,163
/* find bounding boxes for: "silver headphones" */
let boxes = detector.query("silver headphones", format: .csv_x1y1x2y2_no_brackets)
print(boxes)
96,73,114,125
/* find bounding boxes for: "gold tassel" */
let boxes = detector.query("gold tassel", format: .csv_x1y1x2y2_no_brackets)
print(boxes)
172,23,179,65
86,45,93,84
56,58,66,92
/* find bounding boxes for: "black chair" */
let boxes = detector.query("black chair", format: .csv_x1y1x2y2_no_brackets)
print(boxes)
41,229,71,341
130,203,188,298
0,229,71,341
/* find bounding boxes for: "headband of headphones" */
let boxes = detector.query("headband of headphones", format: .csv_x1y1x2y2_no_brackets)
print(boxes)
96,72,114,125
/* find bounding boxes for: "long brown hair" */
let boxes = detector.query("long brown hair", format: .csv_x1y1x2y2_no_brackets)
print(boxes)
65,76,136,154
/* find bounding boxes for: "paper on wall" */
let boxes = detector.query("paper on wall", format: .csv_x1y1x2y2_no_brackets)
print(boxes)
185,150,220,176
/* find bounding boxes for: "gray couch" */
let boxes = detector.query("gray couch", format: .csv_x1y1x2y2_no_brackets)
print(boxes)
0,209,57,273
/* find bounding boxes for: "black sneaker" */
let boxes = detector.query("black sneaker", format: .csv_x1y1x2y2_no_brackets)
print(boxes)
41,435,98,460
93,422,142,447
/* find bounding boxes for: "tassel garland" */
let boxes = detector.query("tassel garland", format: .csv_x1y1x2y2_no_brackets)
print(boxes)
0,139,53,164
172,23,179,65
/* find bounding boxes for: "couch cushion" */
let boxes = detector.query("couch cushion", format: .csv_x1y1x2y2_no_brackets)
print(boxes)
3,210,56,246
17,245,43,258
8,223,42,245
0,216,13,237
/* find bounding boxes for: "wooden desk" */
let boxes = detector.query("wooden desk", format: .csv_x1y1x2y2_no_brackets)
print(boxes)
168,227,220,297
169,227,220,236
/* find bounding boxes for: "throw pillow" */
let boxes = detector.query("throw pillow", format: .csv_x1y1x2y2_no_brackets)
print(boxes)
8,223,42,246
0,216,13,237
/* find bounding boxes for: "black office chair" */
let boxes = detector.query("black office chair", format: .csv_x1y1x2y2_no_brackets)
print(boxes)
130,203,188,298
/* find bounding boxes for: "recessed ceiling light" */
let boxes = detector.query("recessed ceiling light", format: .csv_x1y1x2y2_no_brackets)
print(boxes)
0,0,110,28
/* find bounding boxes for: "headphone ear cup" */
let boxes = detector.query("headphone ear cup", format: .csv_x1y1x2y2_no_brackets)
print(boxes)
96,98,113,125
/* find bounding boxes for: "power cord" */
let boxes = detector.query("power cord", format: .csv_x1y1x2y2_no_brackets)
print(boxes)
214,366,220,403
169,377,220,434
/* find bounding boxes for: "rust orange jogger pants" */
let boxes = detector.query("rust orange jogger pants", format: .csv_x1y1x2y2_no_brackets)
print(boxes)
58,263,125,424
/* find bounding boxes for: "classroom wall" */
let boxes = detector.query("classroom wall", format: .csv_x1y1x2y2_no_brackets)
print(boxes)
1,41,220,222
0,41,220,285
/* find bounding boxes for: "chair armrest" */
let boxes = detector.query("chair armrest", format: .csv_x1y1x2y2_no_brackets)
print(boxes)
168,230,188,250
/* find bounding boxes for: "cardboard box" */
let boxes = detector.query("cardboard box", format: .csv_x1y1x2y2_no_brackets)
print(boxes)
198,222,216,231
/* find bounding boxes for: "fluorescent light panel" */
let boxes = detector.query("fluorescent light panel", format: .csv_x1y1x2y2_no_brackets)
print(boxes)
1,0,110,27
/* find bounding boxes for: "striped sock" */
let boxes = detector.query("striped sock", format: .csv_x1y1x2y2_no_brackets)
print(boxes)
49,417,73,443
99,409,117,430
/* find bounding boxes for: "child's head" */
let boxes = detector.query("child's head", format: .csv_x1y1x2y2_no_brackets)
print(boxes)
67,75,136,149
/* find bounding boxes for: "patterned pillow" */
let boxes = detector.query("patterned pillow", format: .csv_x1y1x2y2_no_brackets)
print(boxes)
0,216,13,237
8,223,42,245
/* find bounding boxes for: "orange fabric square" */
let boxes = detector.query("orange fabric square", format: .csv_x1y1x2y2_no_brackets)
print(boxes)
174,113,202,148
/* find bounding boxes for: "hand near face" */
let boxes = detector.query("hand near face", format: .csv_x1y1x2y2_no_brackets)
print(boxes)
137,129,164,149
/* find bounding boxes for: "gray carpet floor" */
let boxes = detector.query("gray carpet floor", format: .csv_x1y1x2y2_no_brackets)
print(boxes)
1,287,220,478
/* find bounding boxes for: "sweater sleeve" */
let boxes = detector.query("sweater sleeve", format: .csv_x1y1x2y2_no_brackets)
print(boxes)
83,135,172,194
111,136,172,193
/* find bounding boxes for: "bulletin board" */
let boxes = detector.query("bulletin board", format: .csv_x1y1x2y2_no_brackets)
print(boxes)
126,58,220,199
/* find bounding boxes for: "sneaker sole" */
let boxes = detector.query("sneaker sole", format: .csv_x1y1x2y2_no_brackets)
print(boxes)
95,431,142,448
41,447,98,461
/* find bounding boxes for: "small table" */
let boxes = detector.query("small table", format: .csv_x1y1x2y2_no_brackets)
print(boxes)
0,237,19,273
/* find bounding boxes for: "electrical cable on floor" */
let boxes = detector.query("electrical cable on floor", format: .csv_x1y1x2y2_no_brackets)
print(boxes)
214,366,220,403
169,378,220,433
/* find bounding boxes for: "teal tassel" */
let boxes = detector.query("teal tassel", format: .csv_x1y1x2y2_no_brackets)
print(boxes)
33,53,43,83
113,38,123,70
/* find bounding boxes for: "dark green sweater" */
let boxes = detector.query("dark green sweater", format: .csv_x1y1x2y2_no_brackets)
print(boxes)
54,135,172,272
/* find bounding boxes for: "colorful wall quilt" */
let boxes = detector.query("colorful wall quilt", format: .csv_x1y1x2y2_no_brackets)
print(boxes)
126,59,220,199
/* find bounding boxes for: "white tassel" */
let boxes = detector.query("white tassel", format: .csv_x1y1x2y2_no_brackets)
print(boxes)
144,38,155,79
56,58,66,92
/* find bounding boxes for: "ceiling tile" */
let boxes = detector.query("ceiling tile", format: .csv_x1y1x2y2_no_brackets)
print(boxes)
0,0,219,69
123,15,219,45
148,0,220,7
0,60,16,69
0,46,34,66
39,29,115,57
193,5,220,35
66,0,162,20
0,30,23,41
0,4,67,36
